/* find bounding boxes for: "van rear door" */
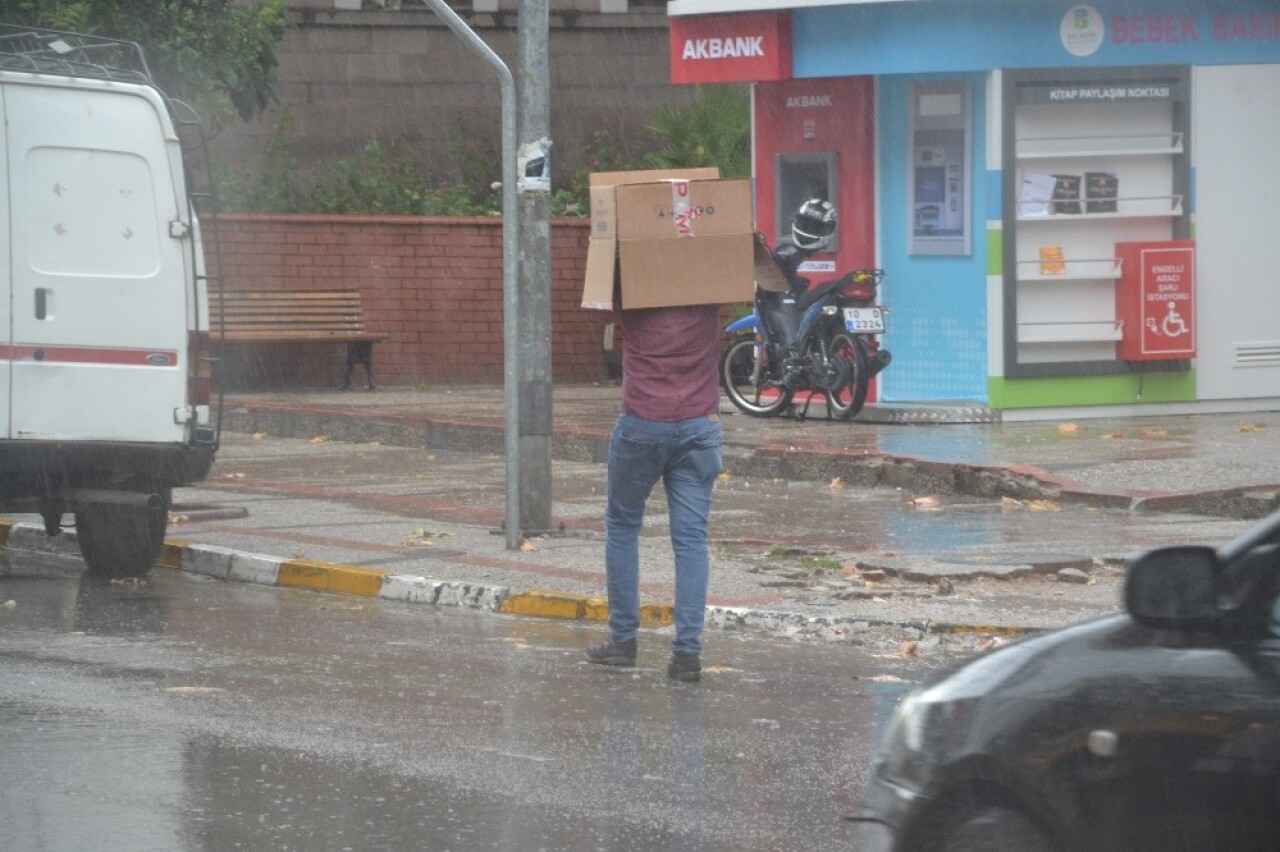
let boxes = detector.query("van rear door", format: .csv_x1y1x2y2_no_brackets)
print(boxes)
4,77,189,443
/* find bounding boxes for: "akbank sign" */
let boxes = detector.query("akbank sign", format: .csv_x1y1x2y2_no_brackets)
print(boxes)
669,12,792,84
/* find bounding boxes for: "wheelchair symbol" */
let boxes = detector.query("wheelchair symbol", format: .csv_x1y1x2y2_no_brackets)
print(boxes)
1147,301,1189,338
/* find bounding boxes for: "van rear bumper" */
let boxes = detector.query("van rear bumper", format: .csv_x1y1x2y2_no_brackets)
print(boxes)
0,440,215,503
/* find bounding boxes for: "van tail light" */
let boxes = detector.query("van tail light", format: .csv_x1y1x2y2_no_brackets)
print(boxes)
188,330,211,406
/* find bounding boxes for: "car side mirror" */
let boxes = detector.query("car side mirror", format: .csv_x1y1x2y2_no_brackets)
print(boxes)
1125,545,1222,630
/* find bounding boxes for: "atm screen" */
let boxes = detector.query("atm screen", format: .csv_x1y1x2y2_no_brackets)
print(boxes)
915,166,945,203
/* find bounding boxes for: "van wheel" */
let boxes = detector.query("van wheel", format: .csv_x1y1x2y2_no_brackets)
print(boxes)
74,490,171,580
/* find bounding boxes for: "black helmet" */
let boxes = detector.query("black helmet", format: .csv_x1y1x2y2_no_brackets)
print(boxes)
791,198,837,251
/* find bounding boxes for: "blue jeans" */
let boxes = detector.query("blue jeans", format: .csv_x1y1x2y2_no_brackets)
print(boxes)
604,412,723,655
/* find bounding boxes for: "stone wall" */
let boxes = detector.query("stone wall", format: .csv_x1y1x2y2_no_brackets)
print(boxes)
210,214,607,388
212,3,683,189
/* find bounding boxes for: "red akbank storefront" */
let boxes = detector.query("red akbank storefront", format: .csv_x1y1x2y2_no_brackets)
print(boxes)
670,11,876,289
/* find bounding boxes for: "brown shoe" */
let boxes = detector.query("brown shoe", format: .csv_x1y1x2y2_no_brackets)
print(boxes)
585,638,636,667
667,652,701,682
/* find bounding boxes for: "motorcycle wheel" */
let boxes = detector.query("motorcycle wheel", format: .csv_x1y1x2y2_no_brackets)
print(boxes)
825,331,869,420
720,334,793,418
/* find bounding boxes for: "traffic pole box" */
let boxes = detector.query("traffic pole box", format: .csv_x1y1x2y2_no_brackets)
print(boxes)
1115,240,1195,361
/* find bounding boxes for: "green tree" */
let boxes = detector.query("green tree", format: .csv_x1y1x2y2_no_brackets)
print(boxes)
0,0,288,122
643,84,751,178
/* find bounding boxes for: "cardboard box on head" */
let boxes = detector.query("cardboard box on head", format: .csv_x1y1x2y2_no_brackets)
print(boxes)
582,168,758,311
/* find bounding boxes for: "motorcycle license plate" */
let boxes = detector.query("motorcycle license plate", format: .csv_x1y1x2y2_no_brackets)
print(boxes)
843,307,885,333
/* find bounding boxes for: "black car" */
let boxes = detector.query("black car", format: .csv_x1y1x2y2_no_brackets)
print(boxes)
850,510,1280,852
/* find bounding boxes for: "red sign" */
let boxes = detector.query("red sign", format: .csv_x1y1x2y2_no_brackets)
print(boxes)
1116,241,1195,360
669,12,792,85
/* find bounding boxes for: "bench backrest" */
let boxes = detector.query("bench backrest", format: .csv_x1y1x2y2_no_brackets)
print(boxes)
214,289,371,338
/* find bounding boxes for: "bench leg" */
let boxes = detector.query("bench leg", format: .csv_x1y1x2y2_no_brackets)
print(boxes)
344,341,377,391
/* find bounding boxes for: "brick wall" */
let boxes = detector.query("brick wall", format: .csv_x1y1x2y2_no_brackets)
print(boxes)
210,214,607,388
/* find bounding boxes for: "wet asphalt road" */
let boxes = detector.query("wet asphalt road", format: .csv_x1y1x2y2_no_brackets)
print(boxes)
0,556,956,851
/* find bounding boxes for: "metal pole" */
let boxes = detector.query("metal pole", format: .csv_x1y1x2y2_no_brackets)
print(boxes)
424,0,522,549
517,0,552,534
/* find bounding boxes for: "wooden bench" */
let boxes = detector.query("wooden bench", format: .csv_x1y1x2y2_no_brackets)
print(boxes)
213,289,388,390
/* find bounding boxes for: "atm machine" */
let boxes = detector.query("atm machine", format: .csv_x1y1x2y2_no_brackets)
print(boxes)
910,82,970,256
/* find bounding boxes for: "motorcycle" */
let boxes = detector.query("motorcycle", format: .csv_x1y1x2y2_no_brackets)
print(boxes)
720,264,892,420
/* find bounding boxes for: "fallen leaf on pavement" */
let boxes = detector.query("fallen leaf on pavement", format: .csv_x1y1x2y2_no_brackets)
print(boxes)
1057,422,1080,434
841,563,860,577
830,476,846,489
1001,497,1022,510
309,435,329,444
977,636,1006,652
895,640,921,658
1026,499,1062,511
908,495,940,509
2,599,15,609
519,538,539,552
1140,428,1168,438
252,431,267,440
1238,423,1266,433
703,664,741,674
717,471,731,481
1100,430,1126,439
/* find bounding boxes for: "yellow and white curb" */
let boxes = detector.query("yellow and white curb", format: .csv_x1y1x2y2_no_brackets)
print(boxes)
0,518,650,621
0,519,1035,640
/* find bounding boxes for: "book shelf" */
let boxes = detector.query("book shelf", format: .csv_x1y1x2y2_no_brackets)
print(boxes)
1015,194,1183,221
1002,68,1190,375
1016,321,1124,344
1015,257,1123,283
1015,132,1184,160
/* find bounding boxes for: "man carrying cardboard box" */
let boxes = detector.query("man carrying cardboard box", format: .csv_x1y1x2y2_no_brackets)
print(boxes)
583,300,723,683
582,170,754,683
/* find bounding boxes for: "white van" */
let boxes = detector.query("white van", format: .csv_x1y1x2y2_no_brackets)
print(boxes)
0,28,219,578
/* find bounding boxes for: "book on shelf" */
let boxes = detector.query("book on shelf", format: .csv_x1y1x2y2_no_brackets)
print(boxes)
1019,171,1056,217
1085,171,1119,213
1051,174,1082,215
1039,245,1066,275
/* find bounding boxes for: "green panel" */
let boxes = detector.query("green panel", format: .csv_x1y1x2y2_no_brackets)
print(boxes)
989,371,1196,409
986,226,1003,277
